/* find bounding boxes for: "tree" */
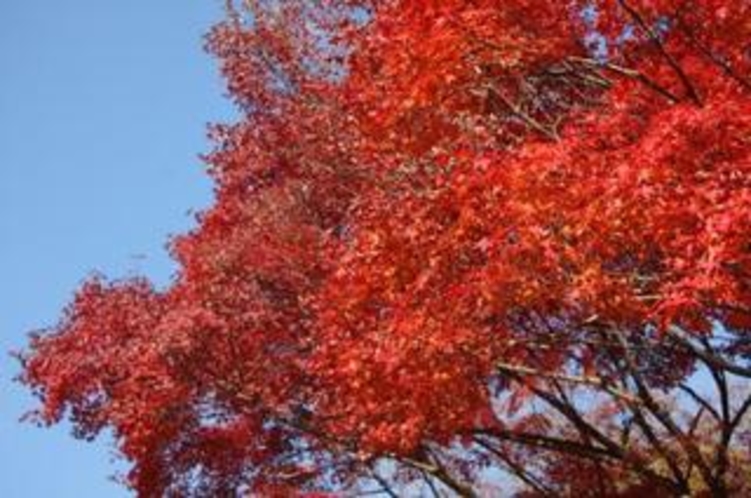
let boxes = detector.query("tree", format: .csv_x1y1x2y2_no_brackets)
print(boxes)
19,1,751,496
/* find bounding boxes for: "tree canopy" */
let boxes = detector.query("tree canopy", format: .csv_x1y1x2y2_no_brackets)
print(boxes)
20,1,751,496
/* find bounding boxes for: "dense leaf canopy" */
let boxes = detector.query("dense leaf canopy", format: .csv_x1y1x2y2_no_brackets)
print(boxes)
20,1,751,496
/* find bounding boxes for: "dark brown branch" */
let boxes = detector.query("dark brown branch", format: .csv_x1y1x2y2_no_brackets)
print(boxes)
568,56,681,103
514,377,683,494
729,392,751,435
666,326,751,378
484,85,560,141
701,336,732,493
617,0,702,105
477,427,617,462
496,361,641,404
474,436,555,497
424,446,478,498
602,343,691,493
676,19,751,92
398,450,477,498
366,469,399,498
611,331,718,494
679,382,721,422
419,471,441,498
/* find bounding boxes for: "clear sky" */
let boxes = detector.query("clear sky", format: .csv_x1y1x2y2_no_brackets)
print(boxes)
0,1,235,495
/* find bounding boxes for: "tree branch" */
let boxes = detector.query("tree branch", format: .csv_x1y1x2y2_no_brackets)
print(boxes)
666,326,751,378
617,0,702,105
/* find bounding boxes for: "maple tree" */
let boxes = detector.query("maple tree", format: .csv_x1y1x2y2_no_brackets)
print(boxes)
18,1,751,496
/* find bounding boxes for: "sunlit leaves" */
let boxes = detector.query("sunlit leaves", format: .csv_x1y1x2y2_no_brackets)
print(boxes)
19,0,751,495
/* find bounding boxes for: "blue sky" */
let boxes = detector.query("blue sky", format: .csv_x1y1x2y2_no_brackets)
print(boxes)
0,1,234,495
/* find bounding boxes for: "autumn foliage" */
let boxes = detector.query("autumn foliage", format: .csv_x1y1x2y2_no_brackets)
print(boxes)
20,1,751,496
